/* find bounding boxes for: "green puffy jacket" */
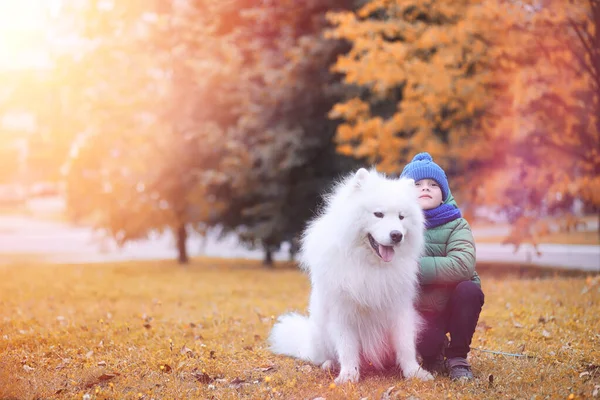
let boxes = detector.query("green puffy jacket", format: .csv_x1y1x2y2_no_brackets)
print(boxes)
417,191,481,314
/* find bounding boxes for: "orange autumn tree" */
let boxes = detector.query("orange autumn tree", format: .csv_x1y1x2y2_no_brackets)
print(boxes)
59,1,251,263
328,0,599,240
325,0,495,175
484,0,600,237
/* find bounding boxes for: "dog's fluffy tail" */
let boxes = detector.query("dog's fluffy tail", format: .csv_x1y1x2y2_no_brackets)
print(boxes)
268,312,321,363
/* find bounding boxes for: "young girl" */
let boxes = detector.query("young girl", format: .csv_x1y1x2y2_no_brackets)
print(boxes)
400,152,484,381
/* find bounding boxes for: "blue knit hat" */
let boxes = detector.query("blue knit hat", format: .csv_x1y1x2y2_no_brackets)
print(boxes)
400,152,449,201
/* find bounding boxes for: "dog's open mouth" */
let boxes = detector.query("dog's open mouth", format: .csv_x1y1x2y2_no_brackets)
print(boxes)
367,234,395,262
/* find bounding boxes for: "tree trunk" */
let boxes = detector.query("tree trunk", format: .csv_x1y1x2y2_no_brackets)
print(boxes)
288,239,299,262
263,246,273,267
177,223,189,264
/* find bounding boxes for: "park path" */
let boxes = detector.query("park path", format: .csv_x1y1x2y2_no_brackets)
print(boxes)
0,214,290,264
0,205,598,271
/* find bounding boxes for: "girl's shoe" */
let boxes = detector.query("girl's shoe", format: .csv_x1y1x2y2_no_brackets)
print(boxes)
446,357,474,381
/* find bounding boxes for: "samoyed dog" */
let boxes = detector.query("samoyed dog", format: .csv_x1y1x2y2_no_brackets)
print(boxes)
268,168,433,384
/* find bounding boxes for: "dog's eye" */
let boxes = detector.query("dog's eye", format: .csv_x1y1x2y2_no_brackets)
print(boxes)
399,214,405,220
374,212,384,218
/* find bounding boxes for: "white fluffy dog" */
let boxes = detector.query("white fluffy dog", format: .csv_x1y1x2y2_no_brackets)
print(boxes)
269,168,433,384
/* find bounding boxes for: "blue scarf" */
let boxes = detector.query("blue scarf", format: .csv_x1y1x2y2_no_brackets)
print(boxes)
424,203,462,229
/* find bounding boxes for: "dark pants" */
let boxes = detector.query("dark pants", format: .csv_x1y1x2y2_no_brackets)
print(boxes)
417,281,485,360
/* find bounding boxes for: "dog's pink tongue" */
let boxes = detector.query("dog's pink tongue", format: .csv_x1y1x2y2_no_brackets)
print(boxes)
378,245,395,262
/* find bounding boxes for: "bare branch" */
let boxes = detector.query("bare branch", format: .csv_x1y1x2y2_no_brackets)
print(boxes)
567,18,599,83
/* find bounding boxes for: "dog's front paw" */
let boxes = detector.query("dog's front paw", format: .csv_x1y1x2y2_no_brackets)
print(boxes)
405,367,434,381
334,368,359,384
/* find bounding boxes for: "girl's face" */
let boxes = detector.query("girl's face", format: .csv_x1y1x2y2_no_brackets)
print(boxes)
415,179,443,210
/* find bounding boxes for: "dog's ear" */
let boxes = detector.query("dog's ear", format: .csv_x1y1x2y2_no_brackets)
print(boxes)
401,178,419,198
354,168,370,188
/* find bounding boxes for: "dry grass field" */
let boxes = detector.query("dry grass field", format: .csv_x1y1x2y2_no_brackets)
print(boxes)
0,259,599,399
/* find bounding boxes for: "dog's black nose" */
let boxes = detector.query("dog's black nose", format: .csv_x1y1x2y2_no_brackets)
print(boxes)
390,230,403,243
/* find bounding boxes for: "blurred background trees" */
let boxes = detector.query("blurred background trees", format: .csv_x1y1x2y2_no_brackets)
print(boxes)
0,0,597,264
327,0,600,239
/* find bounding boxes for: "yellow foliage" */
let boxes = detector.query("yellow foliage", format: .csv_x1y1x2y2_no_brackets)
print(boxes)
329,0,600,217
328,0,495,176
328,98,371,121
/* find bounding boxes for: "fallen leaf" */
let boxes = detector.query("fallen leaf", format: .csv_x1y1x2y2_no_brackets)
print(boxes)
180,345,195,358
97,361,107,367
580,371,590,378
23,364,34,372
159,364,172,373
192,369,213,384
142,314,152,329
84,372,120,388
85,350,94,359
98,373,119,382
586,364,600,373
229,377,247,389
256,366,274,373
